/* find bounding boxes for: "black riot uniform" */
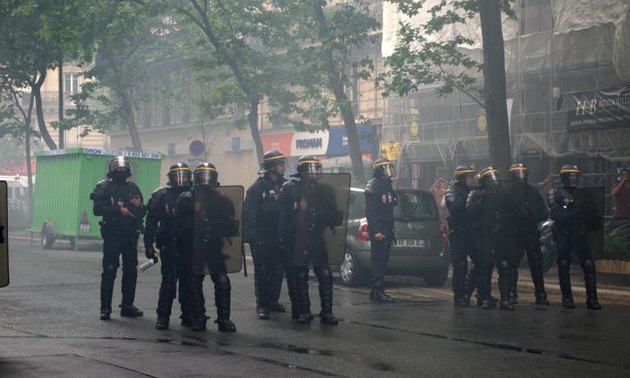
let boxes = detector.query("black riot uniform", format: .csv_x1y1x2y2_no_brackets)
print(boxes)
177,163,238,332
278,155,339,325
144,163,193,330
244,150,289,319
90,156,146,320
466,167,516,310
508,163,549,305
364,158,397,303
548,165,602,310
445,165,476,307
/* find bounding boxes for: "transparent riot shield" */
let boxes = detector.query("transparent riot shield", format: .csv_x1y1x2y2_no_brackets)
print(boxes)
0,181,8,287
481,180,528,265
192,185,243,274
573,187,605,260
293,173,351,266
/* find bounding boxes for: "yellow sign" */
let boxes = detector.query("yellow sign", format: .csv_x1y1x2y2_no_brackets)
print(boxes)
410,121,419,138
380,142,401,161
0,181,8,288
476,110,487,133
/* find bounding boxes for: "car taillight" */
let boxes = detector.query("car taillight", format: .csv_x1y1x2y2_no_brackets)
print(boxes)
357,220,370,241
440,224,449,247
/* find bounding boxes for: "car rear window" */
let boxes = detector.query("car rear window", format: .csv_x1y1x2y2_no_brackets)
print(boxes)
394,191,437,221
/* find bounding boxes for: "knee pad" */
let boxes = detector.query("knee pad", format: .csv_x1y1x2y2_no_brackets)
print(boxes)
315,266,333,283
212,273,231,288
582,259,595,271
557,259,570,269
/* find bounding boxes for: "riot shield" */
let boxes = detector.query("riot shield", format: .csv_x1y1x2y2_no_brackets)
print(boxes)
293,173,350,266
192,185,243,274
0,181,8,287
481,180,528,265
573,187,605,260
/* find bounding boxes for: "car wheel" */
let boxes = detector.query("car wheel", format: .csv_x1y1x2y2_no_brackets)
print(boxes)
424,267,448,287
340,249,369,287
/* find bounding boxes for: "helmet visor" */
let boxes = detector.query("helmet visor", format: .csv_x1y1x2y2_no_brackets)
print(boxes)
383,164,395,178
169,169,192,187
301,162,322,174
194,170,216,186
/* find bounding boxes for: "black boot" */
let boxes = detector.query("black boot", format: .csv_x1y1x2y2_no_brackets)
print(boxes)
189,275,207,331
100,267,116,320
269,260,286,312
478,263,495,310
213,273,236,332
120,267,143,317
286,267,300,320
583,260,602,310
463,263,478,307
452,260,468,307
509,265,519,305
498,261,514,311
529,253,549,305
316,267,339,325
558,259,575,309
296,268,313,323
372,287,394,303
254,262,270,320
156,273,176,329
155,316,169,330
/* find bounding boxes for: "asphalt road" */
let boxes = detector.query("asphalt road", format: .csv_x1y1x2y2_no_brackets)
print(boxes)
1,235,630,377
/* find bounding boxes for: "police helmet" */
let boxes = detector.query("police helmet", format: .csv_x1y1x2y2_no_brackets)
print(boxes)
261,150,286,171
297,155,322,174
373,158,395,178
508,163,528,182
454,165,475,183
108,156,131,178
167,162,192,187
193,162,218,187
560,164,580,188
477,167,500,187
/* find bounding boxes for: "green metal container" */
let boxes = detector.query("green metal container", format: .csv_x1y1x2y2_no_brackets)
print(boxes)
29,148,163,249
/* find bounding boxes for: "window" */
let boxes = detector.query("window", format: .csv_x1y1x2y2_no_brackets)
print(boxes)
64,73,79,96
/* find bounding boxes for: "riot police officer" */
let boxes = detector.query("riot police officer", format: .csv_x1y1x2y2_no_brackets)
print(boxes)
91,156,146,320
244,150,290,319
508,163,550,305
365,158,397,303
548,165,602,310
177,163,238,331
445,165,476,307
144,163,193,329
278,155,340,325
467,167,515,310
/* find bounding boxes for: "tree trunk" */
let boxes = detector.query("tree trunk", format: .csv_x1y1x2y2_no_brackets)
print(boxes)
247,98,264,164
119,88,143,152
32,79,58,150
478,0,512,173
312,2,366,185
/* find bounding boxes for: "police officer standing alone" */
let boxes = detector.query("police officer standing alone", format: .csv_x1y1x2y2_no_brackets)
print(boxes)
508,163,550,305
244,150,290,319
365,158,397,303
144,163,193,329
445,165,476,307
91,156,146,320
548,165,602,310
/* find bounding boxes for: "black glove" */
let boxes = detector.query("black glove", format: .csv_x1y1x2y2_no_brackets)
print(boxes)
145,246,159,262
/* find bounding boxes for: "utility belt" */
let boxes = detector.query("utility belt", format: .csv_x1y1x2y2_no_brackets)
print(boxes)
99,219,142,238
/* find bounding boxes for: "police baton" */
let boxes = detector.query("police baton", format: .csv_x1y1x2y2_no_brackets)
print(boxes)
241,242,248,277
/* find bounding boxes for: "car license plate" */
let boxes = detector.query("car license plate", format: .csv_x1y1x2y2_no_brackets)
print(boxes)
395,239,426,248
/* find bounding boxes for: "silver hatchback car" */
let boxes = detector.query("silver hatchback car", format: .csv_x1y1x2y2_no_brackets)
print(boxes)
339,188,450,287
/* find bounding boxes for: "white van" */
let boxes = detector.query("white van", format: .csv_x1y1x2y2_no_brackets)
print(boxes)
0,175,31,228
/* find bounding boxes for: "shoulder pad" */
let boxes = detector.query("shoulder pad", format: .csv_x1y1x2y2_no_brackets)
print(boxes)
90,179,109,200
365,178,381,194
151,187,168,198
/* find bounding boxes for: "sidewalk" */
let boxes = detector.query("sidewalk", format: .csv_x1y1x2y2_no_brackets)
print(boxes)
516,266,630,305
